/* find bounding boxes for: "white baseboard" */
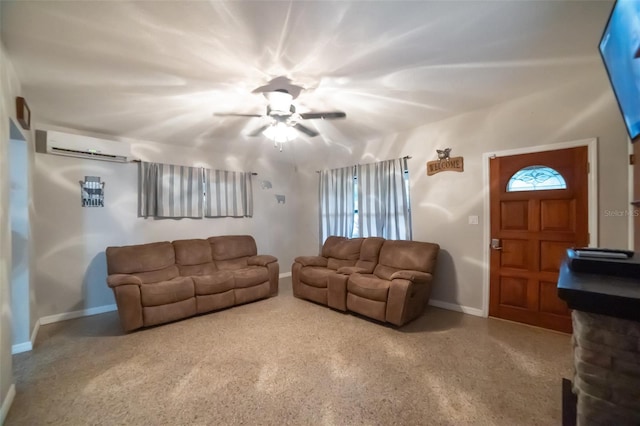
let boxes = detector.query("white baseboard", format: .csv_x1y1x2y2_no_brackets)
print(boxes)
429,299,485,317
39,304,118,326
30,319,40,347
0,384,15,425
279,272,292,278
11,319,41,355
11,341,32,355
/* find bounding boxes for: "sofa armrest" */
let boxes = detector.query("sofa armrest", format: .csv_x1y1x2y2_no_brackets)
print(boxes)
112,284,144,332
390,270,432,284
386,275,433,326
294,256,328,267
336,266,368,275
248,254,278,267
107,274,142,288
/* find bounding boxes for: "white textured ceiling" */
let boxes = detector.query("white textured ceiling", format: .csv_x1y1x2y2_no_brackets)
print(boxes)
1,1,613,163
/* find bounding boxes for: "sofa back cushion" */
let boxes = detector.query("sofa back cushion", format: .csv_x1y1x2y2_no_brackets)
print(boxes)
173,239,214,265
209,235,257,270
173,239,218,276
322,237,363,270
373,240,440,280
106,241,175,275
321,236,347,257
355,237,385,272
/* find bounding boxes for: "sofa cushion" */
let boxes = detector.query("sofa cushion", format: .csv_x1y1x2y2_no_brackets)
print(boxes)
325,237,363,261
376,240,440,276
371,264,397,281
321,236,348,258
336,266,368,275
209,235,257,260
355,237,385,273
299,266,335,288
140,277,194,307
216,257,249,271
134,265,179,284
348,274,390,302
327,258,357,270
233,266,269,288
192,271,235,295
178,263,218,277
106,241,175,275
173,239,213,266
295,256,328,267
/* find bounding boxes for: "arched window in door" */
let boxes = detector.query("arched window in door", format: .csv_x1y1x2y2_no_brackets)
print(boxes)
506,165,567,192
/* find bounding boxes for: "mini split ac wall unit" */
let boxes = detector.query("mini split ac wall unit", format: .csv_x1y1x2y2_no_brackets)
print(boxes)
35,130,132,163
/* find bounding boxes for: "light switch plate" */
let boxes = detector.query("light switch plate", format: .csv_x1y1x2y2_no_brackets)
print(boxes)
468,215,479,225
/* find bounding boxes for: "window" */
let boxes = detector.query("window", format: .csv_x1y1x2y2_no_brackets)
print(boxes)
506,165,567,192
139,162,253,218
319,158,411,243
353,175,359,238
351,168,410,238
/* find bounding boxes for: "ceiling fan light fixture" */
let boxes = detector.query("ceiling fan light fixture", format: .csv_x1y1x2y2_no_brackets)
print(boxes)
264,91,293,114
263,122,297,143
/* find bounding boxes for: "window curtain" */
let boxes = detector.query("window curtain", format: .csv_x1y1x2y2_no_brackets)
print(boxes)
204,169,253,218
319,166,355,244
139,161,204,218
357,158,411,240
138,161,158,217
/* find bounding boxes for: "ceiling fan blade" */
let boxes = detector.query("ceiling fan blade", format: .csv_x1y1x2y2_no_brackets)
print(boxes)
299,111,346,120
293,123,319,137
214,112,263,118
248,124,272,137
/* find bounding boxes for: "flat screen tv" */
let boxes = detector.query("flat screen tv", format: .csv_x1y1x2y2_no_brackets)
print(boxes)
599,0,640,142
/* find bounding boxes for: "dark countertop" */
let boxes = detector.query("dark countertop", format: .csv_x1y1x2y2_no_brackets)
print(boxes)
557,261,640,322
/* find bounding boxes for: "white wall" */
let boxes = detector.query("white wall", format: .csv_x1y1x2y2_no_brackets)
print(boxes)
294,67,630,311
32,129,300,318
0,40,31,421
10,134,30,347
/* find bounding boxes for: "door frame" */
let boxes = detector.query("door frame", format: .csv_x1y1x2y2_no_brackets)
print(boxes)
481,138,599,317
628,140,635,250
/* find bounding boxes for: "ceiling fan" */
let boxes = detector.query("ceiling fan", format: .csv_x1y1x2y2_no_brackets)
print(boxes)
213,77,346,140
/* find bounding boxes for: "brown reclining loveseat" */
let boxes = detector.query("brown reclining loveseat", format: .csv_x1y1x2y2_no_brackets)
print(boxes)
106,235,278,332
292,236,439,326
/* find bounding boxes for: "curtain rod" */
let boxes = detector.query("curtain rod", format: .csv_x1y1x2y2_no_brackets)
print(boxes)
131,159,257,175
315,155,412,173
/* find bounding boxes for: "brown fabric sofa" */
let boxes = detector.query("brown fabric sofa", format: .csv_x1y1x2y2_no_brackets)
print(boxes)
106,235,278,332
292,236,439,326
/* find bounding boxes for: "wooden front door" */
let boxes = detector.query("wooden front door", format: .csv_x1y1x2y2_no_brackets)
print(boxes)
489,146,589,333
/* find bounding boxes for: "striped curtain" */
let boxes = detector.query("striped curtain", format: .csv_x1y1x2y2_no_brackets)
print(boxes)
204,169,253,218
319,166,355,244
138,162,158,217
138,162,203,218
357,158,411,240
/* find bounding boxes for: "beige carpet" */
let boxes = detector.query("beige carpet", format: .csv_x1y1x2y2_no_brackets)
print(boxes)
6,278,572,425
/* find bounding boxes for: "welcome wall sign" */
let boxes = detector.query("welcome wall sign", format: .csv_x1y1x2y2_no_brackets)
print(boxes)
426,148,464,176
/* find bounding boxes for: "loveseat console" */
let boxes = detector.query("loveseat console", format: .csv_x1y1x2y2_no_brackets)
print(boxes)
292,236,439,326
